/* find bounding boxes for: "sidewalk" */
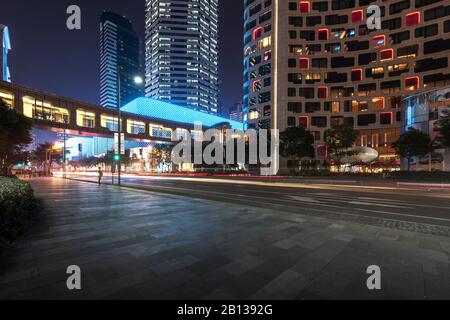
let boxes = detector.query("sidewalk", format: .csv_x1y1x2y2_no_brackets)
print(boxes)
0,178,449,299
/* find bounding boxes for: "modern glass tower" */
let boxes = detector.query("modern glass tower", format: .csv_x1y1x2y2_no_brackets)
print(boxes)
0,24,11,82
100,12,143,109
145,0,219,114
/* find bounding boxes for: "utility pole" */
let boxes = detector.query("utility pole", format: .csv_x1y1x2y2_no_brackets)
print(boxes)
117,65,122,186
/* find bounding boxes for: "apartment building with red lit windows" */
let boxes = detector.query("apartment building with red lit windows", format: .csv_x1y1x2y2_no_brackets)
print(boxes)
243,0,450,168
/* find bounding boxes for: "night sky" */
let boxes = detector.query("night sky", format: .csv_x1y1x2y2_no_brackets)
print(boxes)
0,0,244,116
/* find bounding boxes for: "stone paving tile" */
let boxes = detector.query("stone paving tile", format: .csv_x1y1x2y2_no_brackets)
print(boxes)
1,178,450,300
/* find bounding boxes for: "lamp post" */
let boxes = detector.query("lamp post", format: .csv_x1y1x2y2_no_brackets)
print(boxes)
116,69,143,186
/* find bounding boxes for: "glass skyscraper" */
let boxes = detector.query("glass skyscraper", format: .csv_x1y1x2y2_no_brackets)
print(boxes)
145,0,219,114
0,24,11,82
100,12,143,109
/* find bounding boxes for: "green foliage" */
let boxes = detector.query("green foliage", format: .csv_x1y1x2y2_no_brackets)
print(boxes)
150,144,173,170
279,126,315,160
392,128,432,171
325,125,358,166
0,177,41,242
434,108,450,148
0,100,33,176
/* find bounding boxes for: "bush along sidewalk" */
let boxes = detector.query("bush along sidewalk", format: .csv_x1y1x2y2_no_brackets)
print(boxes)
0,177,41,251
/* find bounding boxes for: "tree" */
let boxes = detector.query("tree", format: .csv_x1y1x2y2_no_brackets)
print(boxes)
434,108,450,148
0,100,33,176
325,125,358,170
392,128,432,171
280,127,315,171
149,144,173,172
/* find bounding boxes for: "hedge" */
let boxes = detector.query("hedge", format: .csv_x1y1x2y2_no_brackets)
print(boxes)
0,177,41,242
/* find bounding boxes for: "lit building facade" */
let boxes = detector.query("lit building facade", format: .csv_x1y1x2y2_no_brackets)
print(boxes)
100,12,143,109
0,24,11,82
229,101,244,122
145,0,219,114
402,86,450,171
243,0,450,167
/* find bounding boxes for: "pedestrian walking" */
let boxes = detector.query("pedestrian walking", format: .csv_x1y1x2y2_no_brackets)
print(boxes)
98,167,103,185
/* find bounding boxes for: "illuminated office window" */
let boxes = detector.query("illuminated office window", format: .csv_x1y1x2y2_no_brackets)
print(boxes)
76,109,95,128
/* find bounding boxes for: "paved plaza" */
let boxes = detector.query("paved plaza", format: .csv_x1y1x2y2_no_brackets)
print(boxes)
0,178,450,299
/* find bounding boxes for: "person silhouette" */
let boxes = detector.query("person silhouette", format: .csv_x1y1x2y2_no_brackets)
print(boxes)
98,167,103,185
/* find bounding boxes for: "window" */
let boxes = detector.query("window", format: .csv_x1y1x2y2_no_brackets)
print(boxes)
299,1,310,13
253,27,263,40
305,102,320,113
101,115,119,132
127,120,146,135
287,117,296,126
352,100,368,112
289,30,297,39
288,59,297,68
405,12,420,26
397,45,418,58
405,76,420,91
371,97,385,110
318,87,328,99
415,24,438,38
252,79,262,92
0,90,14,109
299,116,309,128
307,16,322,27
318,28,329,40
358,114,376,126
351,69,363,81
312,1,328,12
311,117,327,128
289,17,303,27
390,31,410,44
299,58,309,69
288,88,297,97
288,102,302,113
351,10,363,22
390,0,411,15
380,112,393,125
372,35,386,47
380,49,394,61
331,101,341,113
258,36,271,49
289,2,297,11
76,109,95,128
312,58,328,69
22,96,69,124
299,87,315,98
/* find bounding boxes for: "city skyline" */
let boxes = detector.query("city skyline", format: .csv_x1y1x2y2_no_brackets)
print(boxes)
100,11,143,108
0,0,243,116
145,0,220,114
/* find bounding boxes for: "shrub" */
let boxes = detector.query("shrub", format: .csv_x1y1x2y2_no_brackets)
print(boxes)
0,177,41,242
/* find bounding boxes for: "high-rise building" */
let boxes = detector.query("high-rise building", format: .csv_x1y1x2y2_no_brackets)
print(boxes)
100,12,143,109
243,0,450,167
0,24,11,82
229,101,244,122
145,0,219,114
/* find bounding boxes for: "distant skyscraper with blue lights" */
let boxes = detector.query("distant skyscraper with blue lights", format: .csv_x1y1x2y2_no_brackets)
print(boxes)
99,12,143,108
144,0,219,114
0,24,11,82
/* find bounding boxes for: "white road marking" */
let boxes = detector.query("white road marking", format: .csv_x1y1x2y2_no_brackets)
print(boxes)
287,196,320,203
349,201,412,209
354,208,450,223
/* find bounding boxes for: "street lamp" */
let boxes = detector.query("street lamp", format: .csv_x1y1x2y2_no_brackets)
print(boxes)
116,72,144,186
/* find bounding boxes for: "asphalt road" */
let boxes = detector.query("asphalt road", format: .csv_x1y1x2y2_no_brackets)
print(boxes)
93,175,450,230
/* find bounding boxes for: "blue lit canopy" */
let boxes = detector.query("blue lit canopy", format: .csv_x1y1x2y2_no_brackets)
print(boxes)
121,97,244,130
